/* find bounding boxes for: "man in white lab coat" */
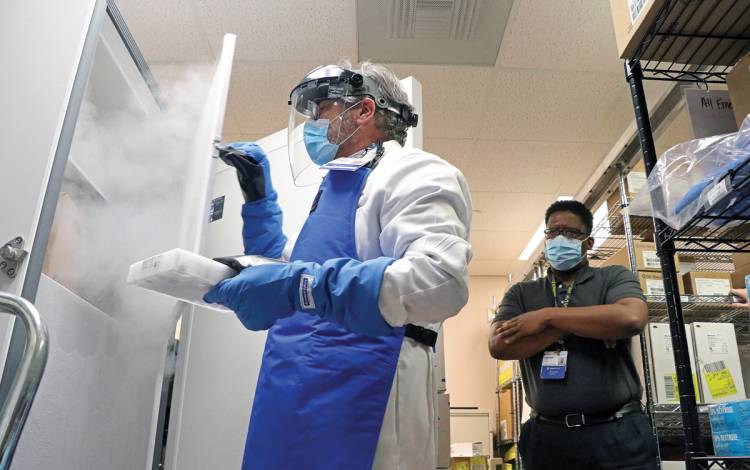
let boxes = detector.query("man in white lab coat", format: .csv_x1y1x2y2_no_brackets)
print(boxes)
205,62,473,469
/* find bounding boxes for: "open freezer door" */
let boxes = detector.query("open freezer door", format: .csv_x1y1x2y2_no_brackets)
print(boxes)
0,0,104,381
160,33,238,470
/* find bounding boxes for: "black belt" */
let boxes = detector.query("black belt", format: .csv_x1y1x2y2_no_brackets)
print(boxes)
404,324,438,347
531,401,642,428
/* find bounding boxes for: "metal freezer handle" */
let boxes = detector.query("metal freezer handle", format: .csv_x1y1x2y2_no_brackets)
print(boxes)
0,292,49,470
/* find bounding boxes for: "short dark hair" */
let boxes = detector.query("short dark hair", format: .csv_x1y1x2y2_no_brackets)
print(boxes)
545,200,593,235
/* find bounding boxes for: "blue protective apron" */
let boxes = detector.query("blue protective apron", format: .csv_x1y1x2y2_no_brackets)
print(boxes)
241,166,406,469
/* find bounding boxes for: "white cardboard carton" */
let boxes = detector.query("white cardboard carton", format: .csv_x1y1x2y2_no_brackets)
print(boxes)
127,248,236,311
692,322,747,404
648,323,702,404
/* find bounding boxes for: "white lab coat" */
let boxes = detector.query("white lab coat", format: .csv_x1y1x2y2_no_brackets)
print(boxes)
285,141,473,469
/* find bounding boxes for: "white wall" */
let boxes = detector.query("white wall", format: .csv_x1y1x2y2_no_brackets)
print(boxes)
443,276,508,421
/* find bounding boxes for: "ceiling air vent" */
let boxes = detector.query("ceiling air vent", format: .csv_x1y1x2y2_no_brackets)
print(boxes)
390,0,481,41
358,0,513,66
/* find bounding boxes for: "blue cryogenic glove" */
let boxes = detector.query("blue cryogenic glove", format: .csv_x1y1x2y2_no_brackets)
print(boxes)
203,257,397,336
217,141,287,258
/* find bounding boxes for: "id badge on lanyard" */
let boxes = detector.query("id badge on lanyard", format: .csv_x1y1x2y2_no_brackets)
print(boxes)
540,277,574,380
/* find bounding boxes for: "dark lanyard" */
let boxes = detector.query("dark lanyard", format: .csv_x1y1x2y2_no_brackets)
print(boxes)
550,276,575,308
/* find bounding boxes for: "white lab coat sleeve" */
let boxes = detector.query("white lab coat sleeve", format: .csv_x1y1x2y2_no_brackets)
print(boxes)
377,152,473,327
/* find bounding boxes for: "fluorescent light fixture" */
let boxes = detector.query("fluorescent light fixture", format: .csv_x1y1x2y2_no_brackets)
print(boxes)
591,202,611,250
518,222,546,261
517,196,575,261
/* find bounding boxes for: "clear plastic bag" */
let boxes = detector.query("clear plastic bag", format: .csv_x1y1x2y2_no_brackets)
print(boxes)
628,115,750,229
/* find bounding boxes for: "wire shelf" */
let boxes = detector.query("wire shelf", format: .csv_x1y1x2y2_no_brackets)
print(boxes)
657,159,750,252
653,404,713,438
692,457,750,470
632,0,750,83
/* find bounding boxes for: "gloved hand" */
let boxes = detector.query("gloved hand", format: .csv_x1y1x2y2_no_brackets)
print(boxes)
203,257,397,336
216,142,276,203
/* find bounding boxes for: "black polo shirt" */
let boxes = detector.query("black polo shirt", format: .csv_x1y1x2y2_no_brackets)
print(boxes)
495,264,646,416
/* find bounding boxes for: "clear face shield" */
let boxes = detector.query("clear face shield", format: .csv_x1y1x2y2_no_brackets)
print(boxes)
287,64,419,186
287,91,361,186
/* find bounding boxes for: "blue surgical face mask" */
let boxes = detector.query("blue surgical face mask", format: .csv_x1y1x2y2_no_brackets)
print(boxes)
544,236,584,272
303,102,362,166
303,119,339,166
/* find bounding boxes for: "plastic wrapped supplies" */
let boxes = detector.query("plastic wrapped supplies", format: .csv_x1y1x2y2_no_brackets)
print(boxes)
629,115,750,230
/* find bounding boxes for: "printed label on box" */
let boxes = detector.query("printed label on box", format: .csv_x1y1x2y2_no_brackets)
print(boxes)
642,250,661,269
646,279,665,296
695,277,731,296
664,372,700,402
704,361,738,398
628,0,647,23
707,333,729,354
706,178,732,209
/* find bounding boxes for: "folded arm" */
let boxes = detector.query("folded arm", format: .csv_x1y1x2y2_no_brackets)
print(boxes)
374,153,474,327
496,297,647,344
489,321,564,360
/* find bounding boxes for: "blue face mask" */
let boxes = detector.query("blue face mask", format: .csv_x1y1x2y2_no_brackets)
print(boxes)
544,236,584,272
303,119,339,166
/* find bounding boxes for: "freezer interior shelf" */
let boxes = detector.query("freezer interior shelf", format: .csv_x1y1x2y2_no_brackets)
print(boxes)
631,0,750,83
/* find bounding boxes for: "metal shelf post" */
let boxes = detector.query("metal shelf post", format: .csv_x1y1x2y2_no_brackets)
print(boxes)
617,165,662,468
625,59,705,462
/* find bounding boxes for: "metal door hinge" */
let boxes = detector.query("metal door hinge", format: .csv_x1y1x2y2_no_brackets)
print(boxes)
1,237,28,279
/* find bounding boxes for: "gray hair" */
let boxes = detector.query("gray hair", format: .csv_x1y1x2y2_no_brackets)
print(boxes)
340,60,415,146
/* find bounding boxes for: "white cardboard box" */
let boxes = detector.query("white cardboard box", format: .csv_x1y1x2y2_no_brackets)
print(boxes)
648,323,702,404
127,248,236,311
692,322,747,404
450,441,484,458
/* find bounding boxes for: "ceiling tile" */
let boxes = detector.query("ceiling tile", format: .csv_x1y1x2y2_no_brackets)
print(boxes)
471,192,555,232
227,61,321,135
423,138,477,171
469,259,510,276
388,64,496,139
191,0,356,63
479,69,627,143
470,230,532,261
117,0,214,62
450,139,611,193
498,0,622,74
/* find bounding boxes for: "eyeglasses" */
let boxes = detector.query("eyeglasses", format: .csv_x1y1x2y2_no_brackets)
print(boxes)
544,228,589,240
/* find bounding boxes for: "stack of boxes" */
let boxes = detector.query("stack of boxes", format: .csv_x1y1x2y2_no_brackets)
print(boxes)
496,360,516,443
708,400,750,456
648,323,747,405
449,442,488,470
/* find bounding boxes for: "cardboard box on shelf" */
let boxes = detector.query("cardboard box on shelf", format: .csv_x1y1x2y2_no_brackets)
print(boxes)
601,241,684,273
727,53,750,128
708,400,750,456
451,442,484,458
497,388,515,441
692,322,747,403
497,360,514,388
731,252,750,288
609,1,734,63
609,0,663,59
647,323,702,404
638,271,685,296
450,456,488,470
682,271,733,296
